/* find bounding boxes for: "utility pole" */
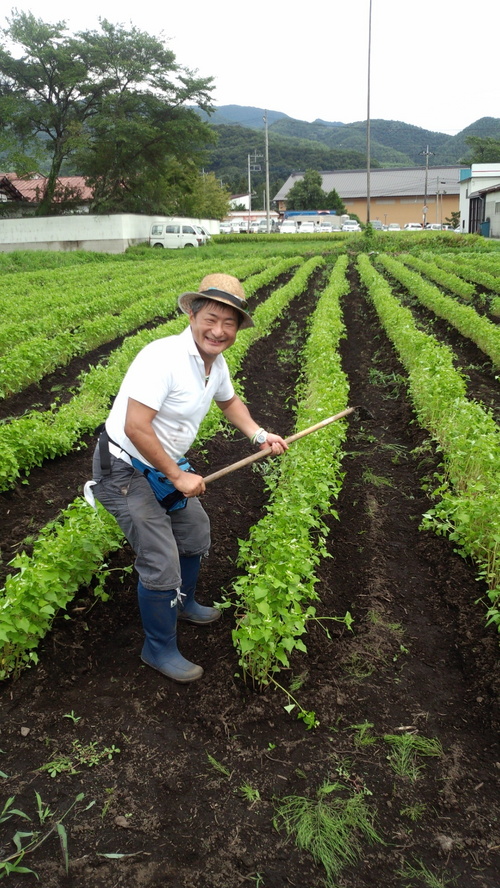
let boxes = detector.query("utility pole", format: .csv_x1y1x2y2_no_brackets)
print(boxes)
366,0,373,224
420,145,434,228
263,110,270,232
247,150,262,231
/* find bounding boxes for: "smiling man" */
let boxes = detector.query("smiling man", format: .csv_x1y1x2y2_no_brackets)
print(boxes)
90,273,287,683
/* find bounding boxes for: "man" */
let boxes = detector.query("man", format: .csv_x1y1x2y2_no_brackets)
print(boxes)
91,273,287,684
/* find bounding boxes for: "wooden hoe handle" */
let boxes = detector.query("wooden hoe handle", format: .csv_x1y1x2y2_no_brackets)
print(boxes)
203,406,356,485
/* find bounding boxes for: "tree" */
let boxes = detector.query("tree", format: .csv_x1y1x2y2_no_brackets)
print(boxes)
0,11,215,215
461,135,500,164
285,168,346,214
176,171,231,220
445,211,460,229
284,169,326,210
323,187,346,215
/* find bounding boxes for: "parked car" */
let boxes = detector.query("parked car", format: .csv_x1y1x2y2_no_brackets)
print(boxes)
424,223,443,231
219,222,232,234
249,221,261,233
149,222,199,249
341,220,361,232
279,220,299,234
404,223,423,231
194,225,209,245
387,223,401,231
299,221,317,234
198,225,212,241
369,220,384,230
318,223,334,233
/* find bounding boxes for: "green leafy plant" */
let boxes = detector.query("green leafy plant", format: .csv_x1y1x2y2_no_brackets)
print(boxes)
358,252,500,631
0,499,125,680
62,710,81,724
38,740,120,777
230,256,351,692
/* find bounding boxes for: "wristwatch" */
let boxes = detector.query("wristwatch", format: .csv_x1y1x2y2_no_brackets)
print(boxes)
252,428,269,446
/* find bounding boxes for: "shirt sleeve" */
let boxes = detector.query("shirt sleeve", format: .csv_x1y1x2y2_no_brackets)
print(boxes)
125,341,173,412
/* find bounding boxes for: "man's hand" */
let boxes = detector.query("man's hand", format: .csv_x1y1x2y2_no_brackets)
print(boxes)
171,470,206,498
261,433,288,456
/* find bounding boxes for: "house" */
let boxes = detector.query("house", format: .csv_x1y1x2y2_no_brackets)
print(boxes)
459,164,500,235
0,173,93,214
230,193,251,210
273,167,464,228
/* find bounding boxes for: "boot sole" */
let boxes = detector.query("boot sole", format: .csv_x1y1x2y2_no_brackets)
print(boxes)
141,655,204,683
178,611,222,626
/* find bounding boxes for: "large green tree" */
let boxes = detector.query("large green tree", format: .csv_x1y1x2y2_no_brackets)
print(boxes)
461,135,500,164
0,11,215,215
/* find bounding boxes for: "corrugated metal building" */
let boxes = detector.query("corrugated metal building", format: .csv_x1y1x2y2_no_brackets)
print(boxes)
274,166,465,227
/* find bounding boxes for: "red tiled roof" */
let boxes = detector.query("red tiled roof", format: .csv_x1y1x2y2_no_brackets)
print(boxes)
0,174,93,202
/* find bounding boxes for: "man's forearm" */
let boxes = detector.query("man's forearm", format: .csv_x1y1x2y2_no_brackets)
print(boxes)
217,395,260,439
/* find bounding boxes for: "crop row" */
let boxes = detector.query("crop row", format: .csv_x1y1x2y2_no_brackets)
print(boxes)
0,256,319,679
230,255,351,692
357,253,500,630
0,253,274,323
398,253,476,300
429,253,500,295
0,256,277,395
376,253,500,368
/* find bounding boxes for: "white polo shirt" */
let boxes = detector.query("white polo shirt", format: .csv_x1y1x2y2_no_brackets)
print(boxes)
106,325,234,465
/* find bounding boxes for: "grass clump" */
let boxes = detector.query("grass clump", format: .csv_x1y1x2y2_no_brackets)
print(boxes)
273,780,383,885
384,733,443,781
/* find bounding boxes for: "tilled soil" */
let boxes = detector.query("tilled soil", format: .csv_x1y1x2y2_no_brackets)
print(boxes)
1,262,499,888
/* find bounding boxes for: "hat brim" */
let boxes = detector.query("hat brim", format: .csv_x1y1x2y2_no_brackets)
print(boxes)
178,291,254,329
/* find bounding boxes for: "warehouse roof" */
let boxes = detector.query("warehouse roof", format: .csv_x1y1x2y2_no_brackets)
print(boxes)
274,166,464,202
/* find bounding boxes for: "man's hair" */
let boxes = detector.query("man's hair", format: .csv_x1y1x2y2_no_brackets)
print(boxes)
190,297,244,328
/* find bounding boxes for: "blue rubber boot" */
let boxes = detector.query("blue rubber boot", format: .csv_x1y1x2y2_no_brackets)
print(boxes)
177,555,221,625
137,581,203,682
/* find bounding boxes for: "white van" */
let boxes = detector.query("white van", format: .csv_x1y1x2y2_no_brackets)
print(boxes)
150,221,200,249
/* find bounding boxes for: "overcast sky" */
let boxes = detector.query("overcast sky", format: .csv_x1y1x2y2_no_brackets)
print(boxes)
2,0,498,136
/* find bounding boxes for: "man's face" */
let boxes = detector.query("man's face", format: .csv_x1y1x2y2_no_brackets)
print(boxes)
189,300,239,362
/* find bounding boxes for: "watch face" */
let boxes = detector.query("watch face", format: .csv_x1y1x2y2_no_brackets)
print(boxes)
257,432,267,444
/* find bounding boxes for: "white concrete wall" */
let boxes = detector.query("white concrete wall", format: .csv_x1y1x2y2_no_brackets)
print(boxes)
0,213,219,253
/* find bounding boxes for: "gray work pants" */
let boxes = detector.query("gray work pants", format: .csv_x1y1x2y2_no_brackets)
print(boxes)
92,445,211,590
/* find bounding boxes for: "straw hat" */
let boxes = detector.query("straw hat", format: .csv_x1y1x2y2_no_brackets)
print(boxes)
178,273,254,330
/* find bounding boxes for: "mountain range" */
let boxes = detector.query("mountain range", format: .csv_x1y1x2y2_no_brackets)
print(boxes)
196,105,500,198
202,105,500,166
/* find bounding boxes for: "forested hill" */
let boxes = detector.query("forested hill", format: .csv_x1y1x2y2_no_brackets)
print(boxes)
196,105,500,194
204,124,372,197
